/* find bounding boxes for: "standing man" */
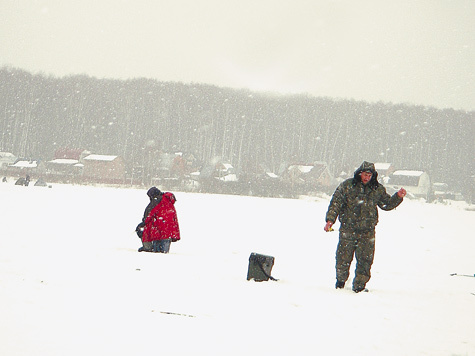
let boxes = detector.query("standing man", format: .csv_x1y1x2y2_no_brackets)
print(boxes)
324,161,406,292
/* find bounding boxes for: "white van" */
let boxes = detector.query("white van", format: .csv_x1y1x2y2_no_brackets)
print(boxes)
387,170,432,200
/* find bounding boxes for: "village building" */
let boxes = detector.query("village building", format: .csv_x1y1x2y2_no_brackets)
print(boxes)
215,162,237,181
81,154,126,183
375,162,396,182
54,147,87,160
387,170,432,200
6,159,46,177
0,152,17,171
283,161,334,191
45,158,83,182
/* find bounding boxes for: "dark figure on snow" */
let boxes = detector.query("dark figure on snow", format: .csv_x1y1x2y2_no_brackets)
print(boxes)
136,187,180,253
324,161,406,292
15,176,28,186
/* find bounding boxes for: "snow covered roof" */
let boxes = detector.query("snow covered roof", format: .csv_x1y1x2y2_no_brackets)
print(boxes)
313,161,329,168
83,154,118,162
10,160,38,168
392,170,424,177
48,159,79,165
217,173,238,182
0,152,16,158
289,165,313,173
54,148,86,160
375,163,392,170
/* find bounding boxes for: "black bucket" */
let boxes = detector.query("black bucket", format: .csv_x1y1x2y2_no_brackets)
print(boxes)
247,253,277,282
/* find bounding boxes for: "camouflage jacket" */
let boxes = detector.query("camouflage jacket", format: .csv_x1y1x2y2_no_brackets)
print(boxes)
325,178,403,232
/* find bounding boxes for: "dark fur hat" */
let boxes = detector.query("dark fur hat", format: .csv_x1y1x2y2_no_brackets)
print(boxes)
147,186,162,198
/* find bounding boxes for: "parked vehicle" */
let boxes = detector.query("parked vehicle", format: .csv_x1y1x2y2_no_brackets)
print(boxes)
432,182,455,201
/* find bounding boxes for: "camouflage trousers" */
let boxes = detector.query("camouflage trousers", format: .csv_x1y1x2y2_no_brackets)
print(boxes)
336,230,375,290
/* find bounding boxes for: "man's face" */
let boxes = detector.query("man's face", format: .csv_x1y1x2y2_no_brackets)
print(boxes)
360,171,373,185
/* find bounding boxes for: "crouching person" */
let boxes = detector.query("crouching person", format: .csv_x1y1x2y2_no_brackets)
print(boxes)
138,187,181,253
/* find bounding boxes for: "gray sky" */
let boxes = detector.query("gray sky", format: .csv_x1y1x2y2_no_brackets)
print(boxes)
1,0,474,111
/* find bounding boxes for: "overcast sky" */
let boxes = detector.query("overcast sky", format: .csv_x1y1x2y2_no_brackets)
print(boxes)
1,0,474,111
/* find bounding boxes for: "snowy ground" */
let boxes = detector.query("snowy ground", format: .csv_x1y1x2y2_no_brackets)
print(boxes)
0,182,474,356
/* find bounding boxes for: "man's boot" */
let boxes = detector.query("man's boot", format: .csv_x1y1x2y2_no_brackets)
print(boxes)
335,280,345,289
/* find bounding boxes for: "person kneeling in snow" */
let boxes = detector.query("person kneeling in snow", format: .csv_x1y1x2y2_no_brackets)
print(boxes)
136,187,180,253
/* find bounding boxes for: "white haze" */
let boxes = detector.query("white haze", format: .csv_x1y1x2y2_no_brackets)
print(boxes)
0,0,474,111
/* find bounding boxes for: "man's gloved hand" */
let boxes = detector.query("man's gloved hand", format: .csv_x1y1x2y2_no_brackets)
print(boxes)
397,188,407,198
324,221,334,232
135,222,145,238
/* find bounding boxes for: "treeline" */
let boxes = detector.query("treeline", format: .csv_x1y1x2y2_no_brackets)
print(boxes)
0,66,473,194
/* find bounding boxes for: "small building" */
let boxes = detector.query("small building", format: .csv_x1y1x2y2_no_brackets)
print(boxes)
284,161,334,189
215,162,237,181
170,152,188,178
286,164,313,183
387,170,432,200
7,159,46,177
311,161,334,187
0,152,17,170
82,154,125,183
46,158,82,182
54,147,87,160
374,162,396,179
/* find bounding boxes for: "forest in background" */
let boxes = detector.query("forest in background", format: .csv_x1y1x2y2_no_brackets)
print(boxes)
0,67,473,196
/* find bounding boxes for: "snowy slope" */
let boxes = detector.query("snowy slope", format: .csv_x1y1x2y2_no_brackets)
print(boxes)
0,182,474,356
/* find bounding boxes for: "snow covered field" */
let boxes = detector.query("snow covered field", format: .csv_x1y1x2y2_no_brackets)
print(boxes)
0,182,474,356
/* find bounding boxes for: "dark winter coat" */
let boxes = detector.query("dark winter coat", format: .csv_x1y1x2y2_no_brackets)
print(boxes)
142,192,180,243
135,187,163,239
325,161,403,232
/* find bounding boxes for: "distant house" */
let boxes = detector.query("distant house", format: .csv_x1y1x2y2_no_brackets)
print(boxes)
82,154,125,183
46,158,82,181
215,162,237,182
286,164,313,183
54,147,87,160
311,161,334,187
387,170,432,200
284,161,334,189
7,159,46,176
152,151,197,180
170,152,188,178
375,162,396,181
0,152,17,170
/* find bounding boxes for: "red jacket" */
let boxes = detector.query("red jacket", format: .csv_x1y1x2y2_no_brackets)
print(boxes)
142,192,180,243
